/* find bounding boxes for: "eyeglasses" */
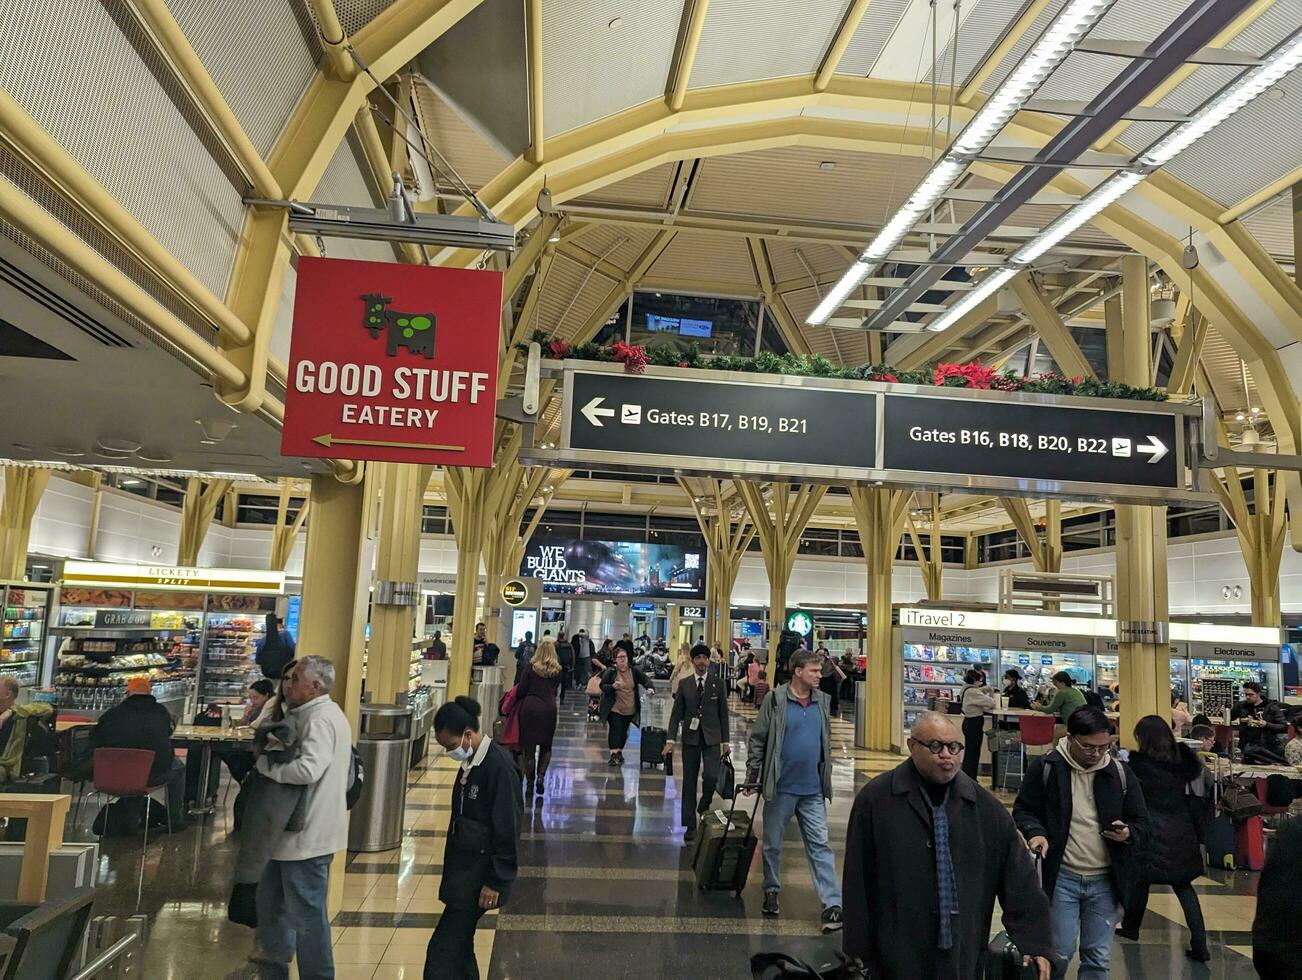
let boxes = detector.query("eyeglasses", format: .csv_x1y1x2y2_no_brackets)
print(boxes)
913,739,964,756
1070,737,1111,757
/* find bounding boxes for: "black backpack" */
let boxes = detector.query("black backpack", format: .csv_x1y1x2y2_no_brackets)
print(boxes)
345,746,365,810
258,632,292,680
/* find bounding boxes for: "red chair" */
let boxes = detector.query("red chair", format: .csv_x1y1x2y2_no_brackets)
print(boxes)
92,748,174,911
1001,714,1058,790
1213,724,1233,754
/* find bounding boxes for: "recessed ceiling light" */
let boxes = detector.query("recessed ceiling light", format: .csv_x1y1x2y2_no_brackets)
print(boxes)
1235,412,1246,421
136,450,173,463
1251,406,1262,415
608,16,623,29
49,446,86,457
97,437,142,454
818,161,836,171
11,443,31,452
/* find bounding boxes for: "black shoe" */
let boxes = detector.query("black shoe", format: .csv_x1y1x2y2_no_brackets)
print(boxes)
1115,925,1140,941
1187,947,1211,962
608,755,619,766
762,891,780,917
535,783,545,798
820,906,843,933
683,828,695,844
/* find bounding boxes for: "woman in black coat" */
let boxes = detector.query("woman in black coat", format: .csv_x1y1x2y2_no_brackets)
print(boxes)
598,648,654,766
424,696,522,980
516,637,562,799
1116,714,1211,961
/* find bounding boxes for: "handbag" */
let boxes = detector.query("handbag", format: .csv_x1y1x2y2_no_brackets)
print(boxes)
585,674,603,697
1221,781,1264,821
717,757,736,800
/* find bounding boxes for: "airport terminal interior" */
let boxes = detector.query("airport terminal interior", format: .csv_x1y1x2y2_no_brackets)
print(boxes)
2,0,1302,978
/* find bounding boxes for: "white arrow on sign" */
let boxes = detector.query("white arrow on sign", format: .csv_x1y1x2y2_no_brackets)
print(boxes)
581,396,615,427
1138,435,1167,464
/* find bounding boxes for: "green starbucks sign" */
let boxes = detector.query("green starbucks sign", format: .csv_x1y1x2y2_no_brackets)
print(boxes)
786,611,813,636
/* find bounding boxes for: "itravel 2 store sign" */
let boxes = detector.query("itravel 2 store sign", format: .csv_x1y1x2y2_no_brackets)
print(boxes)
281,257,501,467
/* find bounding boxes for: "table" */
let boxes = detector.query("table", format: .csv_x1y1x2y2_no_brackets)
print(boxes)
170,726,254,816
55,719,94,733
0,793,70,903
988,707,1120,721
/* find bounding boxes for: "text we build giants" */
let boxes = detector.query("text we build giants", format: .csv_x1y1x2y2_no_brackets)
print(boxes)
525,546,586,585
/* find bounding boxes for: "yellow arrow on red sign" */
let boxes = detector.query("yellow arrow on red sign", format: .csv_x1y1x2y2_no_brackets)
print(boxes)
312,434,465,452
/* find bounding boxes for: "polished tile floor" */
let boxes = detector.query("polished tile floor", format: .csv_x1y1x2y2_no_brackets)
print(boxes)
76,694,1264,979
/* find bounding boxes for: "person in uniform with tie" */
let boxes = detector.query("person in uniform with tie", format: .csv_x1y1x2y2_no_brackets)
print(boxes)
664,643,731,843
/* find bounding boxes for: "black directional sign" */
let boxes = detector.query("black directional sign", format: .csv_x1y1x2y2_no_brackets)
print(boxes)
884,393,1182,489
567,370,876,470
537,364,1202,503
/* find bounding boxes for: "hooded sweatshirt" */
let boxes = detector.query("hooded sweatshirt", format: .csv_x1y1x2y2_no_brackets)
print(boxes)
1056,737,1112,875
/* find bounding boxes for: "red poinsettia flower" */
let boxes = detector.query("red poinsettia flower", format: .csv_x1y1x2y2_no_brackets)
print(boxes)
873,371,899,383
609,341,648,374
547,339,571,358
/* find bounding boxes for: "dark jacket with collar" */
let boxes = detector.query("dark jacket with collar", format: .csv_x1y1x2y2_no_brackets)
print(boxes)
667,671,729,747
1013,748,1149,900
92,693,175,784
441,739,522,909
844,762,1053,979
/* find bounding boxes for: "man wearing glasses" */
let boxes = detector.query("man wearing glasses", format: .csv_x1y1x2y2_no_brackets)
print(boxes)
843,711,1052,979
1013,706,1148,980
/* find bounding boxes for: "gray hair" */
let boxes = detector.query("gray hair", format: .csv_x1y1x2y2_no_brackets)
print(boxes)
298,655,336,694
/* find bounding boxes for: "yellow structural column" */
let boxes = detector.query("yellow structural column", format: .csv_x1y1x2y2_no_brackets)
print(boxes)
737,482,827,648
297,469,377,916
0,466,49,580
1113,255,1170,748
667,603,681,651
177,477,232,565
368,463,432,703
849,486,910,751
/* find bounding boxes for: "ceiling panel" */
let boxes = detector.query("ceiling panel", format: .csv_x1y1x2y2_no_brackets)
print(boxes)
542,0,682,139
1199,325,1255,413
165,0,317,157
690,0,848,89
412,83,511,192
922,0,1033,87
781,285,861,364
313,137,400,263
0,0,244,298
649,234,758,286
836,0,916,77
331,0,392,35
534,252,623,338
1239,194,1295,266
569,223,659,271
764,240,848,284
689,145,933,227
574,162,677,207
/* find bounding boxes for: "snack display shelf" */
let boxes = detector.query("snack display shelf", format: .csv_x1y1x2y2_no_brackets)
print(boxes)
1,584,51,689
199,613,263,705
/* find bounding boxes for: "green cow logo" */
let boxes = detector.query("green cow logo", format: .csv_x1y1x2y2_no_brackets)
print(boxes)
361,293,436,358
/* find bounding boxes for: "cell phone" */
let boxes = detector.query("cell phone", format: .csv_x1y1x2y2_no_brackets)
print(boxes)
1100,821,1124,835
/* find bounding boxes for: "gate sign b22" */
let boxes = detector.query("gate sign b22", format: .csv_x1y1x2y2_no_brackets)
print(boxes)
540,364,1197,503
281,257,501,467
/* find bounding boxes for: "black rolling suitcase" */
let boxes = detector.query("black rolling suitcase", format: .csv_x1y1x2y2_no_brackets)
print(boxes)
640,727,668,768
693,777,761,895
984,931,1038,979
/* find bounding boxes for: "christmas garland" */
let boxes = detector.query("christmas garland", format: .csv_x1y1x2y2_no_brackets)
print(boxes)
520,333,1167,402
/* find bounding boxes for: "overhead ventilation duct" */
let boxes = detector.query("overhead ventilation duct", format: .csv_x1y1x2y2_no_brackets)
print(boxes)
414,0,529,161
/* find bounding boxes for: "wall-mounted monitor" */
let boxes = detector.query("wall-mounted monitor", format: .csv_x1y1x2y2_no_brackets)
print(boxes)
521,536,706,600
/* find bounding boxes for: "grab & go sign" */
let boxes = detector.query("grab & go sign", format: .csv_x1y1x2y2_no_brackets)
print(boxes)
280,257,501,467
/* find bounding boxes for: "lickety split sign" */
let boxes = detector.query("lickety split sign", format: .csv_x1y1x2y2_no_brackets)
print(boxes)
280,257,502,467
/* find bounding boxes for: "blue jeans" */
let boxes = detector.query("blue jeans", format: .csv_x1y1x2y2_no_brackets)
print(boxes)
253,855,334,980
761,793,842,909
1050,869,1119,980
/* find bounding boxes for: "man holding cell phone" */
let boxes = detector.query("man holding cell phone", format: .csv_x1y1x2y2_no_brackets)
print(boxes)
1013,705,1149,980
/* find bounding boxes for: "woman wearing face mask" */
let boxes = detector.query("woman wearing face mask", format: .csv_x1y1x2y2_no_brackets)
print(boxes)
425,696,522,980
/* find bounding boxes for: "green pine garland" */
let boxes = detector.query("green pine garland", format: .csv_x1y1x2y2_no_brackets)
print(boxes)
518,331,1167,401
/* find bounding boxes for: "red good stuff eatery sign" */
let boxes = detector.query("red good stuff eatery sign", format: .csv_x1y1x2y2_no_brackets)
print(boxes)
281,257,501,467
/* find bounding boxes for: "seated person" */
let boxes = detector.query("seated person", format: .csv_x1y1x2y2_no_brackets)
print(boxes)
0,675,54,783
1286,727,1302,770
1232,681,1289,765
92,677,186,830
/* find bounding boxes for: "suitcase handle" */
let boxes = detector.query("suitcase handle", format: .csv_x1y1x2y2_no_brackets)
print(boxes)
718,777,763,846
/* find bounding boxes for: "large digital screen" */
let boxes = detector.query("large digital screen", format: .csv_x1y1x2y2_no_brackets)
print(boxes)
521,537,706,599
645,313,713,339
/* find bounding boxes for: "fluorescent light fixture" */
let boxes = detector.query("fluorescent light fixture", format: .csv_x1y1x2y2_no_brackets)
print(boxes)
806,0,1114,326
1012,170,1145,264
926,267,1017,332
1140,32,1302,167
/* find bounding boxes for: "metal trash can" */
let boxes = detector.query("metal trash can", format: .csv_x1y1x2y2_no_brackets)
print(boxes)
471,665,505,732
854,681,867,748
348,704,413,852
